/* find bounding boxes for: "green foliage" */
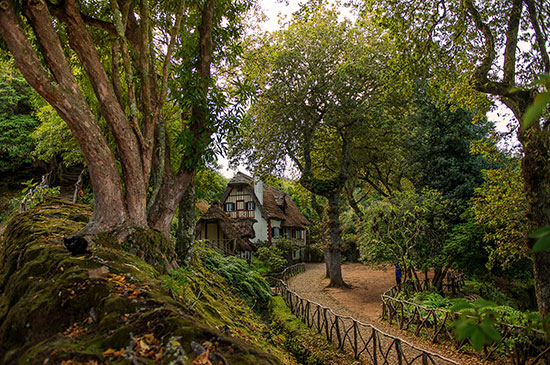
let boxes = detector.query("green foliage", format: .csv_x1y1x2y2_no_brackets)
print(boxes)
451,298,501,351
423,293,452,310
462,281,514,307
444,210,487,277
360,188,455,276
31,104,83,167
450,298,544,352
255,246,287,274
229,4,401,194
16,179,60,211
523,74,550,128
199,246,272,311
471,161,529,269
0,65,39,172
195,168,228,203
405,88,493,203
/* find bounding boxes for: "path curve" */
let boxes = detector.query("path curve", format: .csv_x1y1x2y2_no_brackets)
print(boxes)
287,263,489,365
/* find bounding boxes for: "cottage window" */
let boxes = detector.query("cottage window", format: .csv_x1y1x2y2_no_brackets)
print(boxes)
246,201,255,211
272,227,281,238
224,202,235,211
293,230,303,239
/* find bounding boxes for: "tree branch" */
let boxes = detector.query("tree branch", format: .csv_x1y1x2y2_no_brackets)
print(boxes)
153,0,186,124
109,0,145,149
62,0,147,224
177,0,216,178
464,0,497,88
524,0,550,73
503,0,522,84
0,0,59,99
81,13,116,34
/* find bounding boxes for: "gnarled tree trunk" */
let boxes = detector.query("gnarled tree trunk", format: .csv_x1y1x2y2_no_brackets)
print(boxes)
326,191,347,287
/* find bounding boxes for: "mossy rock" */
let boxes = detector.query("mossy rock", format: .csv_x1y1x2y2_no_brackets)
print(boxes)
0,200,281,364
94,226,178,273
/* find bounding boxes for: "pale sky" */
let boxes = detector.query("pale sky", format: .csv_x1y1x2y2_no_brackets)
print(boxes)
218,1,304,178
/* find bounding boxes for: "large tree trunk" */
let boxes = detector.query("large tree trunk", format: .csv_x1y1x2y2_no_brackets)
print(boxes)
326,191,348,287
0,1,131,233
147,172,193,238
518,126,550,318
310,194,330,278
176,181,196,265
0,0,217,240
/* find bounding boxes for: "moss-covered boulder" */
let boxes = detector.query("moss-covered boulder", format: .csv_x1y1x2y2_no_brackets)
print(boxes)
0,200,281,364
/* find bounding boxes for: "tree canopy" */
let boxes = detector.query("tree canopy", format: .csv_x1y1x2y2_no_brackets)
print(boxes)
362,0,550,318
230,4,402,286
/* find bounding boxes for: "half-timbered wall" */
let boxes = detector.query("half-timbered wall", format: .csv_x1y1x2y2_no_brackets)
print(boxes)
223,186,256,219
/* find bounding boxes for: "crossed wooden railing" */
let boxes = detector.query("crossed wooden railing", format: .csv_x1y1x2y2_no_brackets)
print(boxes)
277,264,460,364
381,284,550,364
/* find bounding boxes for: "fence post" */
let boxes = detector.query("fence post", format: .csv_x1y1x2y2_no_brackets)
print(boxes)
422,352,428,365
372,328,377,365
335,316,342,348
395,338,403,365
324,308,330,341
317,305,321,332
353,320,358,359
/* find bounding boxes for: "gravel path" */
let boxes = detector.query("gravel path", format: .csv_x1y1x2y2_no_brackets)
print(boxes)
287,263,489,365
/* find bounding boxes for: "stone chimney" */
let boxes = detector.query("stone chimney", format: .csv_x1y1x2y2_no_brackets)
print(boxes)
254,179,263,205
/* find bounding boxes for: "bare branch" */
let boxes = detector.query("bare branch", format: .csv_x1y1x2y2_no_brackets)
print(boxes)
154,0,186,123
503,0,522,84
81,13,116,34
0,1,59,99
525,0,550,73
464,0,497,88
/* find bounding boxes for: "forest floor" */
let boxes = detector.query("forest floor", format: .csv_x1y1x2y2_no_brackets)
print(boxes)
288,263,490,365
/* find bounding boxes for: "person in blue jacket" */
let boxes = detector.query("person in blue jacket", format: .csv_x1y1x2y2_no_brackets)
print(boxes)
395,264,402,285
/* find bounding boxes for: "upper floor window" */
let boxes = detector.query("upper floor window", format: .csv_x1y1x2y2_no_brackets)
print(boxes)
272,227,281,238
246,201,255,211
224,202,235,211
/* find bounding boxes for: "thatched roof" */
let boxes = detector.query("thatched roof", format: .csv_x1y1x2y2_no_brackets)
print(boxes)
262,185,310,228
227,172,253,186
233,218,256,239
196,202,251,251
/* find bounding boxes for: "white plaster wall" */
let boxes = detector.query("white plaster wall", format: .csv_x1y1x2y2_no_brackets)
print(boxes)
252,207,268,243
254,180,263,205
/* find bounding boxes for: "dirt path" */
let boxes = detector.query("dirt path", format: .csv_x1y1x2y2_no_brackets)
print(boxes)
288,263,487,365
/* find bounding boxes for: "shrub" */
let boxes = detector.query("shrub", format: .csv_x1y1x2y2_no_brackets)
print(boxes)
199,246,272,311
255,246,287,274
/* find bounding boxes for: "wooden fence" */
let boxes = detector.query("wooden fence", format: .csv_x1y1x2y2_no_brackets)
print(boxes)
278,264,459,364
381,285,550,364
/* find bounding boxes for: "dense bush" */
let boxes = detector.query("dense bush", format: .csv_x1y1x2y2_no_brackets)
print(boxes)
255,245,287,274
199,246,272,311
0,71,39,172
